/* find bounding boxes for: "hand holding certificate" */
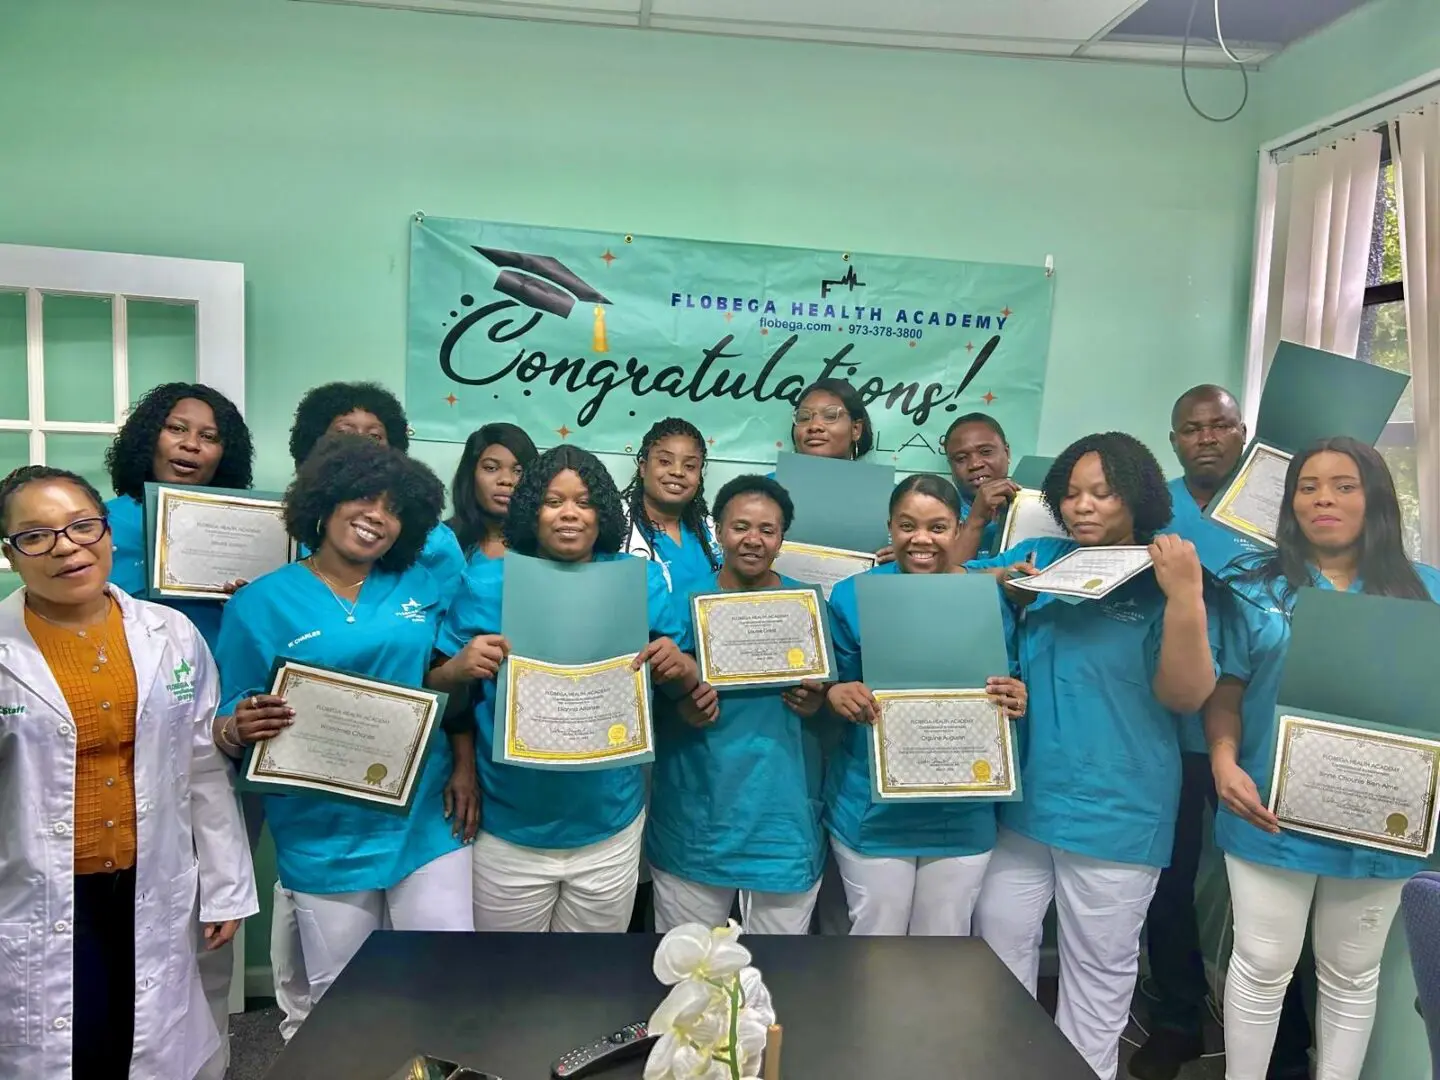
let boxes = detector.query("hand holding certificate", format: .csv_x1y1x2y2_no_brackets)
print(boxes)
1008,545,1153,600
146,483,294,600
242,660,445,813
693,587,834,689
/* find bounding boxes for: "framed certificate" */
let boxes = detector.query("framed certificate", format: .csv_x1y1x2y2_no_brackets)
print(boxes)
1268,713,1440,858
496,653,654,771
869,688,1019,802
692,587,835,689
1009,544,1152,601
242,660,446,814
998,488,1067,551
1207,441,1292,548
146,483,295,600
772,541,876,600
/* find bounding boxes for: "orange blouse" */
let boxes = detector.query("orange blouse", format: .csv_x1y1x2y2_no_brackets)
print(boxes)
25,601,139,875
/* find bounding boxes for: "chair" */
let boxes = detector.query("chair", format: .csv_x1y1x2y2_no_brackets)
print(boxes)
1401,871,1440,1079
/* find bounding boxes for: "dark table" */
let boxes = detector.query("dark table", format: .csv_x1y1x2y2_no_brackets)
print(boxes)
264,932,1095,1080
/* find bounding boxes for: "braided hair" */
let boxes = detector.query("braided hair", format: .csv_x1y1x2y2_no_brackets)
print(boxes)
620,417,720,572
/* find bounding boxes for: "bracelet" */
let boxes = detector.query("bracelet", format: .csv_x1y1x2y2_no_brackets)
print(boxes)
217,716,243,754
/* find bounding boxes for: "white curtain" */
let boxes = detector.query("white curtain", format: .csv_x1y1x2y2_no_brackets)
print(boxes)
1269,132,1384,359
1395,106,1440,564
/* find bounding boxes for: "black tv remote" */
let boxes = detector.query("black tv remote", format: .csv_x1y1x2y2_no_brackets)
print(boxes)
550,1022,656,1078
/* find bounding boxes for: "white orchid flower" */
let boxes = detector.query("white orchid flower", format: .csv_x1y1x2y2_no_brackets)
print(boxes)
733,1006,771,1073
737,967,775,1025
653,921,752,986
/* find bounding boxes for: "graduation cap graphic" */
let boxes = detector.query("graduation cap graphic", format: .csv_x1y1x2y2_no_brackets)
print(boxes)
473,246,613,352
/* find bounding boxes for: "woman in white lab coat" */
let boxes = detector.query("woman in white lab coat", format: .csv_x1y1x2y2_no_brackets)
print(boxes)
0,465,258,1080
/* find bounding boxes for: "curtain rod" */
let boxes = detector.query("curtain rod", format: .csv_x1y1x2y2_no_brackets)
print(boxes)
1268,74,1440,160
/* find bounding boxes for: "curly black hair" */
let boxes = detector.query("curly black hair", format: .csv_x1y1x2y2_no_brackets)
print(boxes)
792,378,875,458
105,382,253,499
283,434,444,573
1,466,107,534
712,474,795,533
446,422,540,555
620,417,719,571
503,445,627,558
1234,436,1429,603
288,381,410,468
1041,432,1172,543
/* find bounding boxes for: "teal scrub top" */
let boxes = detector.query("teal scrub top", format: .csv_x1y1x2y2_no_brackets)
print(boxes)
1217,564,1440,879
436,552,689,851
105,494,224,648
957,487,1001,560
646,571,829,893
967,536,1222,869
821,563,1000,859
215,560,461,894
300,522,465,615
651,524,722,596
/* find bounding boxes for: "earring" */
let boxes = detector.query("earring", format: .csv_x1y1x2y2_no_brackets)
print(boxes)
851,442,859,461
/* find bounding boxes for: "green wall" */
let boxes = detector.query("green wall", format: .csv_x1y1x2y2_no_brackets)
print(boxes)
0,0,1258,504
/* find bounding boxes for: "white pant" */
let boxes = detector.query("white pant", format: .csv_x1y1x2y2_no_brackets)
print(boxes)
650,866,821,934
291,846,474,1006
472,813,644,932
243,792,311,1042
831,837,992,936
973,828,1159,1080
1223,854,1404,1080
194,937,232,1080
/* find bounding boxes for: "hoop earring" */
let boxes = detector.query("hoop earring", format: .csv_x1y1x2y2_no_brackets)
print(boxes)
851,441,859,461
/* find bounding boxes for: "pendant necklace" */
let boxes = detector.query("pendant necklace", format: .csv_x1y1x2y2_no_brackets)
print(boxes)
308,561,363,623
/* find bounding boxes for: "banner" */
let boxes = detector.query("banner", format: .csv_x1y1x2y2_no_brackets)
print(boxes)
406,217,1054,468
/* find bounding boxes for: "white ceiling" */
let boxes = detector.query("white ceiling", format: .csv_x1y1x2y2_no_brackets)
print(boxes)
298,0,1322,66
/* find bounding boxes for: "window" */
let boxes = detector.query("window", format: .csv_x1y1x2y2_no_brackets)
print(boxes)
1356,138,1418,556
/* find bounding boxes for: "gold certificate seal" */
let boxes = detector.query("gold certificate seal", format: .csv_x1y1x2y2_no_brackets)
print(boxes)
1083,578,1104,591
972,760,992,783
607,724,628,747
364,763,388,786
785,647,805,669
1385,812,1409,837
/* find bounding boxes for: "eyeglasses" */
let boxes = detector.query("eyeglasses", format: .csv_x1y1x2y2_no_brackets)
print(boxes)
794,406,849,424
3,516,110,557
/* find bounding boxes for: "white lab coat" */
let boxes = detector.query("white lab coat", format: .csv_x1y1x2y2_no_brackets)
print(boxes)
0,586,258,1080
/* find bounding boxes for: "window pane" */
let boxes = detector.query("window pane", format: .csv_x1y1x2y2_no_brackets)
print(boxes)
43,294,114,424
127,300,196,409
0,430,28,479
1379,440,1422,559
44,433,115,500
0,292,26,421
1358,299,1411,422
1367,162,1402,287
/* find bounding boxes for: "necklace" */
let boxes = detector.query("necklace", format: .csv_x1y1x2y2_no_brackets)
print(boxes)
307,561,364,623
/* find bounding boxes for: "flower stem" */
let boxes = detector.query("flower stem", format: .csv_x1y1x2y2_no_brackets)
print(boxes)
727,980,741,1080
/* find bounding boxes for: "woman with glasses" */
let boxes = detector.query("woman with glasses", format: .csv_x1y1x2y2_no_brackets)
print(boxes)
790,378,875,461
445,423,539,561
1208,437,1440,1080
213,436,474,1015
0,466,256,1080
621,417,722,594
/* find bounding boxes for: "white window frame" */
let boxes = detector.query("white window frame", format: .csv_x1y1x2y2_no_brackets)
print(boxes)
0,243,246,462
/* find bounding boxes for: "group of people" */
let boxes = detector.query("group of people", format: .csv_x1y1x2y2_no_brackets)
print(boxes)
0,372,1430,1080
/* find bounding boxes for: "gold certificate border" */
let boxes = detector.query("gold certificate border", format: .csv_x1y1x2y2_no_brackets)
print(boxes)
154,487,294,598
503,653,652,764
1269,714,1440,856
777,540,878,568
1209,442,1290,549
871,688,1016,798
248,663,438,806
693,589,833,687
1009,545,1153,599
